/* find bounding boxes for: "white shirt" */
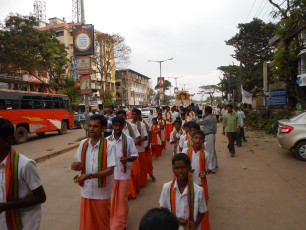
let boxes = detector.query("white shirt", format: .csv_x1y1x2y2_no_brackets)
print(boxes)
173,111,180,121
236,111,246,126
165,111,173,124
107,134,138,180
215,108,220,115
0,154,42,230
179,134,189,150
122,122,140,140
221,108,228,117
182,148,210,183
75,138,117,199
170,130,185,153
159,179,207,230
131,122,148,152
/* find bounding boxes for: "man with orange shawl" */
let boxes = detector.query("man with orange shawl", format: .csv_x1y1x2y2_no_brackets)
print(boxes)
0,118,46,230
71,115,117,230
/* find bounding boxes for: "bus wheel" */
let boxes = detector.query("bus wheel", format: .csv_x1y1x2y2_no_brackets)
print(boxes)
36,132,45,137
15,126,28,144
58,121,68,135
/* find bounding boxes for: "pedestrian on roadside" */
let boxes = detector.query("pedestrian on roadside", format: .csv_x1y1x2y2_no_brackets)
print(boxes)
148,110,154,126
108,116,138,230
151,118,162,158
233,106,245,147
215,105,220,122
164,106,173,141
238,106,247,142
71,115,117,230
220,105,228,121
159,153,207,230
104,105,116,137
198,106,218,173
222,104,240,157
0,118,46,230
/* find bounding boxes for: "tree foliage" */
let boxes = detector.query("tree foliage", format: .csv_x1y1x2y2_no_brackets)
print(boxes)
101,89,114,107
198,85,220,104
155,79,172,91
0,15,69,92
224,18,276,94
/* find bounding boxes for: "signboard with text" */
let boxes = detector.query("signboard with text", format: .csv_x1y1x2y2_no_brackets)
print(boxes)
80,75,91,94
265,90,287,106
72,24,94,56
77,56,91,75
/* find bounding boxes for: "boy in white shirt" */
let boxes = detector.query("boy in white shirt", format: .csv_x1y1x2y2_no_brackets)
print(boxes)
0,118,46,230
108,116,138,230
159,153,206,230
170,120,185,155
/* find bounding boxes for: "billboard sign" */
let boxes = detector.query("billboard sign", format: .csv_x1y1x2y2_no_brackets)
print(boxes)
72,24,94,56
80,75,91,94
265,90,287,106
77,56,91,75
158,77,164,87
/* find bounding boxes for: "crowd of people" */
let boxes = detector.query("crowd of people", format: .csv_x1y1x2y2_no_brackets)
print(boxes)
0,102,247,230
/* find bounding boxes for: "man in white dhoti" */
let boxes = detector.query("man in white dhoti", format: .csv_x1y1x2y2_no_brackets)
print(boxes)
198,106,218,173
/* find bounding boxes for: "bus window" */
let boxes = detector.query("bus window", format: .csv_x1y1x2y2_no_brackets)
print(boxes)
59,97,65,109
0,99,6,110
52,97,60,109
44,100,54,109
34,100,44,109
21,100,33,109
6,100,20,110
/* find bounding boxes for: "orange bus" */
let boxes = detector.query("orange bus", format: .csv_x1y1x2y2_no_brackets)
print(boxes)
0,89,74,144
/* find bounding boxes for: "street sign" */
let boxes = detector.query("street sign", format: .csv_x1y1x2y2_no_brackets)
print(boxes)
80,75,91,94
77,56,91,75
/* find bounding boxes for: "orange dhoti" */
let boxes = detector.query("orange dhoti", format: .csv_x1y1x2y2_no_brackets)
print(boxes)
80,197,111,230
145,147,153,177
200,180,211,230
166,124,173,140
110,179,130,230
151,145,162,158
138,152,147,187
128,158,140,199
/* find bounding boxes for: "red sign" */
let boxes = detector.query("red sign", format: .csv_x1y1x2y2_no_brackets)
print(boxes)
76,81,81,87
23,75,49,83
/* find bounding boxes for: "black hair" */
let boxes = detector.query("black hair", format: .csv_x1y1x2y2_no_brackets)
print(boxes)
157,112,163,116
108,105,115,110
112,116,125,125
192,130,205,138
181,113,186,117
183,122,190,128
172,153,191,166
90,114,107,127
172,119,182,126
116,109,126,116
132,108,141,115
234,106,238,109
227,104,233,108
139,208,179,230
152,118,158,122
205,106,212,114
0,118,14,140
189,122,200,131
191,103,194,107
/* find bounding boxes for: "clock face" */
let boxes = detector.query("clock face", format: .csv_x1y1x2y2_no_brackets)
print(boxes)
75,32,91,51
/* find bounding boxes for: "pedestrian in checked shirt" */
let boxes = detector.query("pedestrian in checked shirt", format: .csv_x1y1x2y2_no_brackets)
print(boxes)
198,106,218,173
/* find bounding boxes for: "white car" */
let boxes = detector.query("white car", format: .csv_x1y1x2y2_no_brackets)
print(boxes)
141,108,152,118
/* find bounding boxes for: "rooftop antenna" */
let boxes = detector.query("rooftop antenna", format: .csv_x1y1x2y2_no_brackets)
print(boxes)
72,0,85,23
33,0,46,22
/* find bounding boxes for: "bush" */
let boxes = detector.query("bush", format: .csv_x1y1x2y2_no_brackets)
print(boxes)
244,109,294,135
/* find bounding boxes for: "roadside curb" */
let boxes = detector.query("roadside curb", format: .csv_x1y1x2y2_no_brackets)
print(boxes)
34,142,80,163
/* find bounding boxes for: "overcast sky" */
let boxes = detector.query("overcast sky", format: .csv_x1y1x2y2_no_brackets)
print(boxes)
0,0,278,100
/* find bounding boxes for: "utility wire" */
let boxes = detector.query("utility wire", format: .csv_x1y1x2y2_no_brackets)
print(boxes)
245,0,258,22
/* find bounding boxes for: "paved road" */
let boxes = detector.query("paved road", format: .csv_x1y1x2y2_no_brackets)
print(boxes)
36,124,306,230
14,128,85,158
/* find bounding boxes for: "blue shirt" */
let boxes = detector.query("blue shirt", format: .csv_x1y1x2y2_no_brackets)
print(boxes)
148,114,154,125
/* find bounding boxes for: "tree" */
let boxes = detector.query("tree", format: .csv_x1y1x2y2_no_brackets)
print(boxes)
217,65,239,101
198,85,220,104
225,19,276,94
268,0,306,108
101,89,114,107
56,76,80,111
93,32,131,94
155,79,172,91
0,15,69,92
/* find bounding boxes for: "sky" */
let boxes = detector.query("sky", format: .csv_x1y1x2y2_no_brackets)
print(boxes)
0,0,278,100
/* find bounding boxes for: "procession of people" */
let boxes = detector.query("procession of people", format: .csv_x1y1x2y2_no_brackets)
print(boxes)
0,103,247,230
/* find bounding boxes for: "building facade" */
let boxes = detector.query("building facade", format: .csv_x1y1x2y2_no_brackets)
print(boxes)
38,17,116,98
115,69,150,107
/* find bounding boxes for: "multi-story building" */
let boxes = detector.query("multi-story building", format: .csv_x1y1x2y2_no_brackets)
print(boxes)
115,69,150,107
38,17,116,98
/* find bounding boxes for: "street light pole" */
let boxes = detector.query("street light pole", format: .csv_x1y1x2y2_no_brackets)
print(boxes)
148,58,174,105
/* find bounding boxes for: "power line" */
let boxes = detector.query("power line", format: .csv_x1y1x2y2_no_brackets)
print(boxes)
245,0,258,22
